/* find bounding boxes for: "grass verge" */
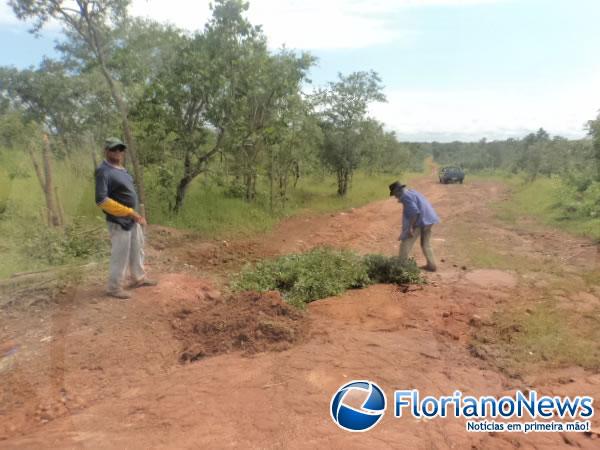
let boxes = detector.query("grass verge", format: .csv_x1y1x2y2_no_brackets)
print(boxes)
461,172,600,374
152,171,422,238
470,172,600,241
472,297,600,374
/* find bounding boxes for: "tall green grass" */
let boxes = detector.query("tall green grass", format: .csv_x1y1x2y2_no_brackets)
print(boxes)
151,171,417,237
0,150,105,277
471,172,600,241
0,147,422,277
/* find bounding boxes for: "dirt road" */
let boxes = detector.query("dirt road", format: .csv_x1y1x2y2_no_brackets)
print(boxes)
1,174,599,449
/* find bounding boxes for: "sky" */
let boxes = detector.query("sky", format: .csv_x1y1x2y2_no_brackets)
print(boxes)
1,0,599,142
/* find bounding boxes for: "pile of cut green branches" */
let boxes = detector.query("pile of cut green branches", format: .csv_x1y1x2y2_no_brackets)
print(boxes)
232,247,423,308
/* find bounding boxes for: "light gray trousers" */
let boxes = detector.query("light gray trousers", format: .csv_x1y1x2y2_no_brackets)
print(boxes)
107,222,145,293
398,225,437,270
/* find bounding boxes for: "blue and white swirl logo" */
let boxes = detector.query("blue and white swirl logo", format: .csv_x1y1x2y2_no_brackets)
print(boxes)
330,380,387,432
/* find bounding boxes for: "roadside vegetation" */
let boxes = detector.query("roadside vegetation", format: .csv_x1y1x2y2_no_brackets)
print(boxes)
429,127,600,241
0,143,421,278
431,133,600,376
0,0,425,279
494,176,600,241
472,296,600,374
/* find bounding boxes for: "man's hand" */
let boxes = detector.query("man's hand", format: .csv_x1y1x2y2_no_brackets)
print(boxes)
407,228,416,238
131,212,147,226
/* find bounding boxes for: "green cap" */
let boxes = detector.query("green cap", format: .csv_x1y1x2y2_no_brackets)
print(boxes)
104,137,127,150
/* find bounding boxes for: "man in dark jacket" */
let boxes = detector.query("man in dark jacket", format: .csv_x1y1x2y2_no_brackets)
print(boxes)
95,138,157,298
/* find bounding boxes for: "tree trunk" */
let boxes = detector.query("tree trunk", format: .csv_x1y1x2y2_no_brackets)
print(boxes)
27,135,62,227
292,160,300,189
87,23,146,218
42,134,62,227
278,174,288,209
244,172,256,202
98,63,146,216
339,168,351,197
174,175,192,213
91,149,99,171
26,146,44,190
337,168,349,197
172,132,225,212
54,186,65,226
268,151,274,213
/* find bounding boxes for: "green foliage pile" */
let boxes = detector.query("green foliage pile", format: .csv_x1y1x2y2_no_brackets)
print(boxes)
233,248,370,307
363,254,422,285
233,248,424,307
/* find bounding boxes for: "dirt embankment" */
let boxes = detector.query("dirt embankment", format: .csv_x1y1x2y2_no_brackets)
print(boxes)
1,175,599,449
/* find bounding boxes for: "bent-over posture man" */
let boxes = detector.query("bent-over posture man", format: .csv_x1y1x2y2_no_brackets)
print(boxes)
95,138,157,298
390,181,440,272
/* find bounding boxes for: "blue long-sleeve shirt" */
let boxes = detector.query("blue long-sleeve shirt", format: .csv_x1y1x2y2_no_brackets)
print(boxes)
400,189,440,240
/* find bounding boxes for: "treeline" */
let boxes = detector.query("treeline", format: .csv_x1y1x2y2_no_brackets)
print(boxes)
0,0,423,226
427,126,600,219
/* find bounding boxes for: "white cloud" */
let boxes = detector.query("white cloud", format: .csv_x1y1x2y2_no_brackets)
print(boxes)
1,0,503,48
0,1,19,25
0,0,63,32
129,0,402,49
12,0,593,143
128,0,503,50
369,80,600,141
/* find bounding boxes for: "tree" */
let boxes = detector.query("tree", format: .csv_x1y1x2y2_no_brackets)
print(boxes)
9,0,147,212
134,0,261,212
263,94,321,209
136,0,315,210
26,133,64,227
224,49,315,202
588,114,600,182
0,61,117,155
317,71,386,196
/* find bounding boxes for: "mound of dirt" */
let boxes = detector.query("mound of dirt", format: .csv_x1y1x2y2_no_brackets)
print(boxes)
172,291,306,363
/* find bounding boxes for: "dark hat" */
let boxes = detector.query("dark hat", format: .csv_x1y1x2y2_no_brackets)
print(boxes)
104,137,127,150
389,181,406,196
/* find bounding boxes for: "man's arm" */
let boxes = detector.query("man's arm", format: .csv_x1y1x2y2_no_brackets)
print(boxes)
95,169,145,223
98,197,133,217
407,213,420,237
402,194,420,238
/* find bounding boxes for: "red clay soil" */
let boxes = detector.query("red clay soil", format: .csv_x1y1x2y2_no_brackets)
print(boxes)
174,291,306,363
1,174,599,449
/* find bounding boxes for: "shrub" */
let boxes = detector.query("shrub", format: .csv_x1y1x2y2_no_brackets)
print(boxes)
22,218,108,266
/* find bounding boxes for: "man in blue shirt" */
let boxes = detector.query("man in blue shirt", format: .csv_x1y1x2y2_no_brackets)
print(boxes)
389,181,440,271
